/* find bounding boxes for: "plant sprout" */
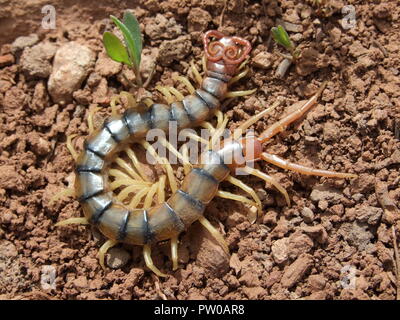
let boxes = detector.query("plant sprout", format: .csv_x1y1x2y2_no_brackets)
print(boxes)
103,11,143,86
271,25,300,61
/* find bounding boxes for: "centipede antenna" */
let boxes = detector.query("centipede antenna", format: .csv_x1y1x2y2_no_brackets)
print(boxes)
198,216,229,255
261,152,358,179
225,88,257,98
233,100,281,140
143,245,167,277
55,217,89,227
66,134,79,161
173,75,195,94
49,187,76,205
170,236,179,271
259,81,327,143
241,166,291,206
98,239,117,270
190,61,203,86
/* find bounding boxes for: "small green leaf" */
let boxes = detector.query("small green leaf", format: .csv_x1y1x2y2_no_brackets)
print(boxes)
110,14,141,71
271,25,293,50
103,32,132,66
123,11,142,65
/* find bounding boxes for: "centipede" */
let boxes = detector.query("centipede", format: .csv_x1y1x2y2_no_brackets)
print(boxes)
53,30,357,277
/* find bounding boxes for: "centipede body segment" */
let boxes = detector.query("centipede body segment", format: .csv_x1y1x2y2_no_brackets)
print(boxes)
56,30,357,277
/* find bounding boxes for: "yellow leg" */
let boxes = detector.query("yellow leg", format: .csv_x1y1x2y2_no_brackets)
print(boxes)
120,91,137,109
143,244,167,277
215,110,224,129
190,61,203,86
143,181,159,209
202,56,207,74
171,236,179,271
110,95,120,116
225,88,257,98
157,136,188,167
125,147,150,182
238,57,250,71
87,105,99,134
233,100,281,140
241,166,291,206
209,116,229,149
181,143,192,175
157,175,166,204
261,152,358,179
66,134,79,161
114,157,143,181
141,140,178,193
216,190,258,210
143,98,154,107
167,86,185,101
55,217,89,227
173,75,195,95
49,187,75,205
225,175,262,213
180,131,209,145
110,179,151,190
116,184,149,202
198,216,229,255
98,239,118,270
228,67,249,86
156,85,174,104
128,188,150,209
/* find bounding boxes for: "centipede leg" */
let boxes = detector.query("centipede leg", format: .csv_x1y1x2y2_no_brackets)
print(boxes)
170,236,179,271
87,105,100,134
190,61,203,86
49,187,76,204
261,152,358,179
198,216,229,255
98,239,118,270
181,144,192,175
125,147,150,181
156,86,174,104
228,67,249,86
173,75,195,95
66,134,78,161
143,244,167,277
157,175,166,204
241,166,291,206
216,190,258,211
225,88,257,98
55,217,89,227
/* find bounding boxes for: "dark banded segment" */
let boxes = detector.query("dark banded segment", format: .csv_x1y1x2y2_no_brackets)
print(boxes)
180,168,219,204
206,70,231,83
76,149,105,173
200,150,231,182
182,94,210,123
169,101,191,129
97,204,130,241
142,210,154,244
75,171,104,201
149,104,170,131
117,210,131,241
201,77,228,99
167,189,205,227
195,89,220,110
147,203,185,242
123,108,151,138
104,116,130,142
85,127,118,158
81,192,113,223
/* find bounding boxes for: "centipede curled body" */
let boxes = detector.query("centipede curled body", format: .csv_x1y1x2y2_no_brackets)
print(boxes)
56,30,357,277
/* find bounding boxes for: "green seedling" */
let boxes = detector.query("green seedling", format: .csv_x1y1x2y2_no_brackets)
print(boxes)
271,25,301,61
103,11,143,86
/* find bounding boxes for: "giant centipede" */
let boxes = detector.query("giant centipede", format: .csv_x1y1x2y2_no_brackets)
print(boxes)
55,30,357,277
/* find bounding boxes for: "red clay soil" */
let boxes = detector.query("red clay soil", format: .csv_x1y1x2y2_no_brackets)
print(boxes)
0,0,399,300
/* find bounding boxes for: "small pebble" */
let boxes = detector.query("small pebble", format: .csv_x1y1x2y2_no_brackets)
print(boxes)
106,247,130,269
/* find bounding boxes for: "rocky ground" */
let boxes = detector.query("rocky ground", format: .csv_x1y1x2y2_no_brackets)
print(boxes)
0,0,399,300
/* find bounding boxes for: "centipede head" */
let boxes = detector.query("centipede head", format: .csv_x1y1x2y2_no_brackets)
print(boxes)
203,30,251,75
